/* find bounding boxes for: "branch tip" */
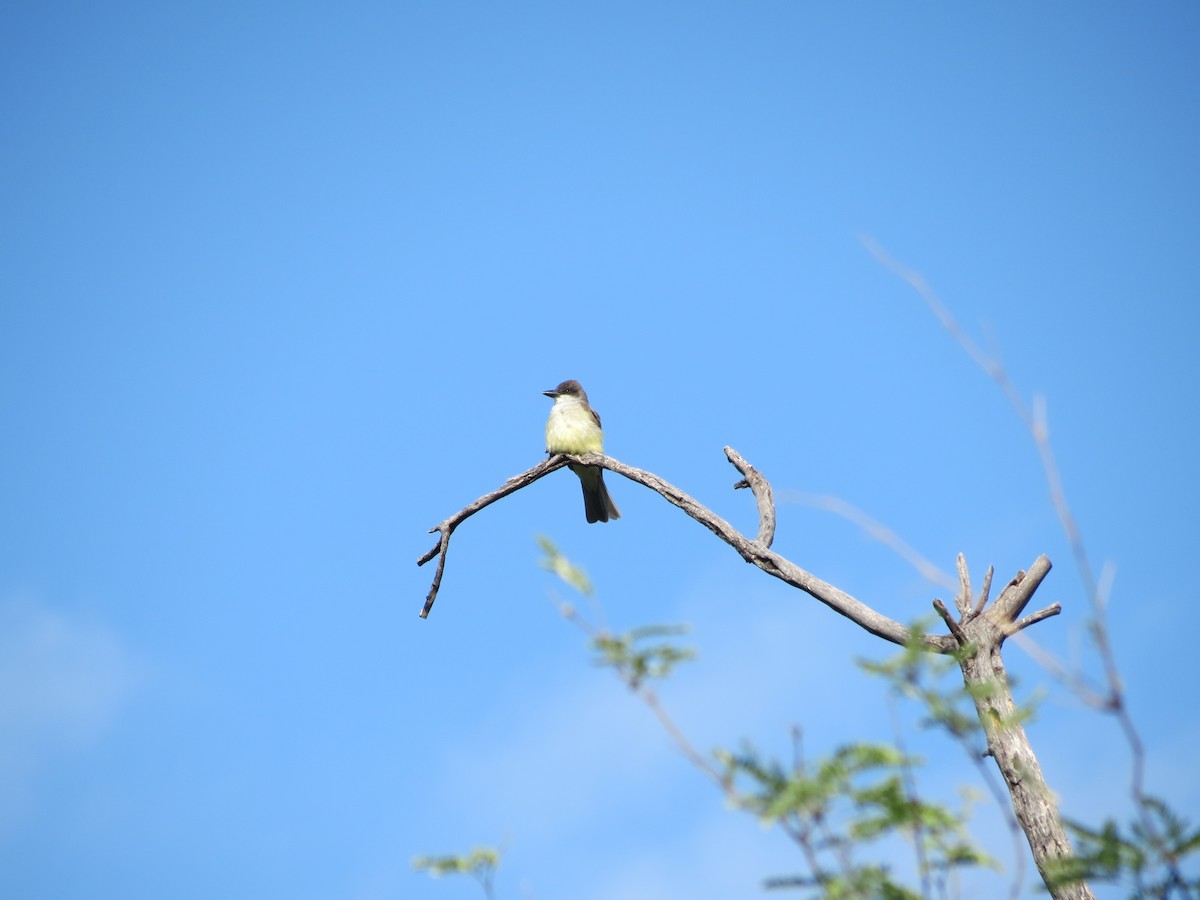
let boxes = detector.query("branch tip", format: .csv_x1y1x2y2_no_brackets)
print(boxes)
933,598,969,646
1007,602,1062,636
974,565,995,617
723,446,776,548
955,553,972,615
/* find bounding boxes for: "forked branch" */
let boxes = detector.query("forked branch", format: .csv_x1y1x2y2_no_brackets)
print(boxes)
418,454,571,617
421,447,963,652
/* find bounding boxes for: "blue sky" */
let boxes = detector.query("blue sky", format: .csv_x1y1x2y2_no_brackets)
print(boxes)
2,2,1198,898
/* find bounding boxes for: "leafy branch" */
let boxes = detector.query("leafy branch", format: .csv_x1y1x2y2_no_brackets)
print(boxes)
412,846,501,900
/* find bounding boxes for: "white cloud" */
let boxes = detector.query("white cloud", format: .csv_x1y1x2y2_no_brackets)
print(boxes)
0,596,139,831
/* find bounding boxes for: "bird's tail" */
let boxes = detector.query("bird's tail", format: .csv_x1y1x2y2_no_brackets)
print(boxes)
576,466,621,524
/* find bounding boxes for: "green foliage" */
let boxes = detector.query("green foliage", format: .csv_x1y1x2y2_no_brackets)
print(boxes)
539,537,696,689
537,535,593,596
718,741,993,898
591,624,696,689
765,866,921,898
857,621,982,741
412,846,501,899
1046,797,1200,898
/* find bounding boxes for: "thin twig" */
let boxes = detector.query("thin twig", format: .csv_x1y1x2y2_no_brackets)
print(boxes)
785,728,833,884
886,695,934,900
861,236,1031,426
955,554,973,617
933,598,969,647
1007,603,1063,636
972,566,995,620
1004,631,1112,711
418,455,570,617
782,491,956,591
557,603,727,787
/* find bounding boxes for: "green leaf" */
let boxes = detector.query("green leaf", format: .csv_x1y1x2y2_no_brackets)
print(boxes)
536,535,593,596
412,846,500,879
589,624,695,688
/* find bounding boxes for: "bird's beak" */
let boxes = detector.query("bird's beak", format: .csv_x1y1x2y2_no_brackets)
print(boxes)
542,389,558,398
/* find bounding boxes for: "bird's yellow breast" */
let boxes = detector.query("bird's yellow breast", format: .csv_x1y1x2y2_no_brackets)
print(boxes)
546,399,603,454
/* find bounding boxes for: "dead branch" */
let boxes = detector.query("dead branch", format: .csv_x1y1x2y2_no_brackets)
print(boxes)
953,554,973,616
972,565,994,620
420,446,963,651
932,597,969,646
728,446,775,547
418,454,571,617
1008,603,1064,636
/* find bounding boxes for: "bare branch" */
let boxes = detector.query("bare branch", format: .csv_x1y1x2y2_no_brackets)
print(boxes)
954,553,972,616
420,448,957,652
418,455,571,617
973,565,995,620
1007,603,1063,636
726,446,776,547
989,556,1053,627
419,529,452,620
933,597,969,647
1006,631,1110,710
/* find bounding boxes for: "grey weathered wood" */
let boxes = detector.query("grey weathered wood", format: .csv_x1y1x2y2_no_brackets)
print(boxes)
949,557,1095,900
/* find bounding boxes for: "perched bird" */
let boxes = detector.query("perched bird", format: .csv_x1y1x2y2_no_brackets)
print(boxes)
543,379,621,524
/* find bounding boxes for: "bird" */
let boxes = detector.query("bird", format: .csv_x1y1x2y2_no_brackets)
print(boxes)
543,379,621,524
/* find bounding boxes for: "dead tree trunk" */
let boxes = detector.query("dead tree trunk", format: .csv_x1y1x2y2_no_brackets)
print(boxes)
935,558,1095,900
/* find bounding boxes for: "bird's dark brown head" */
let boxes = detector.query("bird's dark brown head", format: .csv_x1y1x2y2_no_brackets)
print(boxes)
543,379,586,399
